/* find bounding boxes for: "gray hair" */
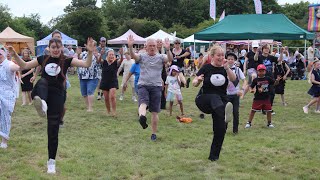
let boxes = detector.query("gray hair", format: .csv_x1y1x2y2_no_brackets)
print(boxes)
146,38,157,45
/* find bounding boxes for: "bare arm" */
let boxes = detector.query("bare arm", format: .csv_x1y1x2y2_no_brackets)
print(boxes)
9,62,21,72
127,35,140,62
193,74,204,87
243,57,248,74
71,38,94,68
21,68,35,78
311,73,320,85
6,46,39,70
163,38,173,63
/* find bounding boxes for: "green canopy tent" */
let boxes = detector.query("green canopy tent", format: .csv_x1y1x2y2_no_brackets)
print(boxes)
195,14,315,41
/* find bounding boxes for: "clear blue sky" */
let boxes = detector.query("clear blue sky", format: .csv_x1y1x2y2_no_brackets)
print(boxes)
1,0,319,24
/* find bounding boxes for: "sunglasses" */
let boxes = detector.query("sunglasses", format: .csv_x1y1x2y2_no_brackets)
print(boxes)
174,42,180,44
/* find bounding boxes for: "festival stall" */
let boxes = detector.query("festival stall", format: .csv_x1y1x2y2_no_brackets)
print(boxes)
146,30,183,43
195,14,315,41
0,27,35,55
36,30,78,56
108,29,146,44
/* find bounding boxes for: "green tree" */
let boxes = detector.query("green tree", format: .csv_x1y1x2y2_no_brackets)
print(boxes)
10,14,51,41
54,8,108,45
0,3,12,31
64,0,98,13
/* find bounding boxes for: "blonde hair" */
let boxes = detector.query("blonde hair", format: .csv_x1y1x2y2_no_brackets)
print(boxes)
209,45,224,56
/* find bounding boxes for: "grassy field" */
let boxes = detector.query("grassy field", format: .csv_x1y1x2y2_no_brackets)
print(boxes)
1,75,320,179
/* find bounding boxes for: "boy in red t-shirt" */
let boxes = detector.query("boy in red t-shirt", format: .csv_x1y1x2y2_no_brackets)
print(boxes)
245,64,279,128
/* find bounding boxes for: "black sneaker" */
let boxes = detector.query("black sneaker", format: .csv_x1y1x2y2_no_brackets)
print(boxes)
139,115,148,129
262,110,266,115
199,113,205,119
186,78,191,88
151,134,157,141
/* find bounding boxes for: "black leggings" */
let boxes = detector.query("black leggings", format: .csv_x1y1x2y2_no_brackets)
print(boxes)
195,94,227,160
32,78,66,160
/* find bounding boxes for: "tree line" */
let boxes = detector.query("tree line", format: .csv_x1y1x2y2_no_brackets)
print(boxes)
0,0,311,46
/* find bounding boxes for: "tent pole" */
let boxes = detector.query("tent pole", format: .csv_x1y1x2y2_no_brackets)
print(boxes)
194,40,196,58
247,39,249,51
304,39,307,58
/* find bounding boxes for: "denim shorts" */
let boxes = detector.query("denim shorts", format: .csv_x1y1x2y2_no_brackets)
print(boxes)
138,85,162,113
80,79,99,96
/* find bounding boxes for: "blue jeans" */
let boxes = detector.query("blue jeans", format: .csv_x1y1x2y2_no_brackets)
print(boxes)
80,79,99,96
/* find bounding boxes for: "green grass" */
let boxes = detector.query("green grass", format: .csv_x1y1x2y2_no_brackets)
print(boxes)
1,75,320,179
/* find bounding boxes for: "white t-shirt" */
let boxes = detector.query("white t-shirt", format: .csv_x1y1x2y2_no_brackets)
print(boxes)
165,76,181,94
119,59,135,75
227,66,245,95
307,46,314,61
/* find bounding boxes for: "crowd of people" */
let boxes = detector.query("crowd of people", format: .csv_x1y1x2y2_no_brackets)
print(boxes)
1,33,320,174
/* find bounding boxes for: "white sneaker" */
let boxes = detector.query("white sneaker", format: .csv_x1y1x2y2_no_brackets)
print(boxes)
245,122,251,128
47,159,56,174
132,96,137,102
33,96,47,117
119,95,123,101
96,95,101,100
225,102,233,123
315,110,320,114
0,142,8,149
303,106,309,114
267,123,275,128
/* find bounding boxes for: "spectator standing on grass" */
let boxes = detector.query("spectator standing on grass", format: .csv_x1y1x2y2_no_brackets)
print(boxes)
7,38,94,174
165,65,184,116
98,48,124,117
225,52,247,134
20,49,34,106
273,48,290,106
156,39,168,110
171,39,190,88
117,52,137,102
96,37,109,100
254,44,280,115
303,60,320,114
128,35,173,141
0,49,21,149
77,40,101,112
245,64,279,129
193,45,235,161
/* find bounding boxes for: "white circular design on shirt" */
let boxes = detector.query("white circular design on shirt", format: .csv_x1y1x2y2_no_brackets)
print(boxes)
210,74,226,86
45,63,61,76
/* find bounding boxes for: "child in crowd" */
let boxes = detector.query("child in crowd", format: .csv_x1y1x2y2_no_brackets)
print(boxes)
245,64,279,128
303,60,320,113
226,53,247,134
273,48,290,106
117,52,136,101
165,65,184,116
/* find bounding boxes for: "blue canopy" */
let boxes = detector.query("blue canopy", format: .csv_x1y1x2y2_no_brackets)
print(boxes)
36,30,78,56
37,30,78,46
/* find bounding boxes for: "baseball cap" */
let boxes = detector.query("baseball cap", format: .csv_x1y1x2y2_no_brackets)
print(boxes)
169,65,180,75
257,64,266,71
100,37,106,41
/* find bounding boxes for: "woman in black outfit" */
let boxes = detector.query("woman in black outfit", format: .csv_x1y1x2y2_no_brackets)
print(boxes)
20,49,34,106
193,45,236,161
8,37,94,174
